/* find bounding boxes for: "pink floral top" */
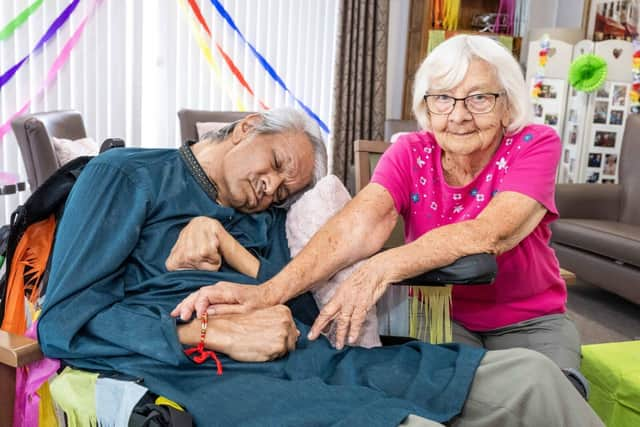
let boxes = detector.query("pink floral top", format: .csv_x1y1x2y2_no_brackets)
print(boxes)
371,124,566,330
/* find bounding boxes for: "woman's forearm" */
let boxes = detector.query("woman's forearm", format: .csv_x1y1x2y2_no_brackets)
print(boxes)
264,184,398,304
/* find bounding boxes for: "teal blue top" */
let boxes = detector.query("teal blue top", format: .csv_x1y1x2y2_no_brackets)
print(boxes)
38,147,486,426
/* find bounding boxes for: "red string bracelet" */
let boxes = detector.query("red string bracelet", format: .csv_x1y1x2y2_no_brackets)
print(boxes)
184,313,223,375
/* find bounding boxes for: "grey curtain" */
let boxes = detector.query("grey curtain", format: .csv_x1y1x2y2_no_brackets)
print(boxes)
330,0,389,193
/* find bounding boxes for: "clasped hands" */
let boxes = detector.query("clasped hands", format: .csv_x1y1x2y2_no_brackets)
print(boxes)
169,217,388,361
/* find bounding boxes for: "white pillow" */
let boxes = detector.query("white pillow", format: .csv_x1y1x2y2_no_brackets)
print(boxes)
286,175,381,348
196,122,230,139
51,137,98,166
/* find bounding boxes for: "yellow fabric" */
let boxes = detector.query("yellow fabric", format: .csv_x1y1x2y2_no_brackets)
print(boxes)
50,367,99,427
442,0,460,30
408,285,453,344
38,381,59,427
155,396,185,411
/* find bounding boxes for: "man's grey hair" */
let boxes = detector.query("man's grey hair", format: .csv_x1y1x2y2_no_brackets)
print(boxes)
200,107,328,209
412,34,532,134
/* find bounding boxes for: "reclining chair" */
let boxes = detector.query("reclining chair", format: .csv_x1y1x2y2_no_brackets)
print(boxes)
0,113,497,426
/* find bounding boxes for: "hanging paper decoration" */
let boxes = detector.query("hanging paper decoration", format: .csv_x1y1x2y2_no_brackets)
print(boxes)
207,0,330,133
0,0,44,41
495,0,515,35
568,53,608,93
184,0,268,110
177,0,246,111
0,0,80,91
531,35,551,98
442,0,460,31
408,285,452,344
631,39,640,114
0,0,104,143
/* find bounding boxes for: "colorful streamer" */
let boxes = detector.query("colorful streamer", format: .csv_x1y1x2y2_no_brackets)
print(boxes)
631,39,640,114
0,0,44,41
186,0,268,110
531,35,550,98
442,0,460,31
208,0,330,133
0,0,81,91
177,0,246,111
0,171,20,186
0,0,104,143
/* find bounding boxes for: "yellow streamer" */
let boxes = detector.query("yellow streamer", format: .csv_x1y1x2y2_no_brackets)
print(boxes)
408,285,453,344
442,0,460,31
177,0,246,111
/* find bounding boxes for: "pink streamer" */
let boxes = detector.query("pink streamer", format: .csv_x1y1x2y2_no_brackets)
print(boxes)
13,321,60,427
0,0,104,143
1,171,20,185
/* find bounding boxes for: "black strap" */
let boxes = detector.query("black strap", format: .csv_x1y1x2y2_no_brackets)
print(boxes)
179,141,219,203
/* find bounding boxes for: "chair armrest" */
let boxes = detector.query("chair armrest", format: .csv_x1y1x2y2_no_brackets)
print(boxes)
0,329,43,368
99,138,125,153
392,254,497,286
555,184,622,220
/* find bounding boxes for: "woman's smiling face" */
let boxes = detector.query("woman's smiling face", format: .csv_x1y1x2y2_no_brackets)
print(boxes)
428,59,509,156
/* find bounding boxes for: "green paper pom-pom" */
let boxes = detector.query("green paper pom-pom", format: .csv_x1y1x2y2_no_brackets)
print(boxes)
568,54,608,92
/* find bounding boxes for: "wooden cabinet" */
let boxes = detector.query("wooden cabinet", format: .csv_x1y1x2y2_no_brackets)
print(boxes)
401,0,521,119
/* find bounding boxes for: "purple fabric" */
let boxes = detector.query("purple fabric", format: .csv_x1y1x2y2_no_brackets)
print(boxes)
13,321,60,427
0,0,79,90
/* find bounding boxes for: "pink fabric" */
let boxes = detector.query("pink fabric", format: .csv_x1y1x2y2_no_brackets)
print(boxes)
371,124,566,331
13,321,60,427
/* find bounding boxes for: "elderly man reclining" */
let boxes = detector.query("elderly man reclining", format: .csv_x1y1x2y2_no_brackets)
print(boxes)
37,108,603,426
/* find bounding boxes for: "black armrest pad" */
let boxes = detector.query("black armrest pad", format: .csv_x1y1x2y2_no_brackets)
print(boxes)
392,254,497,286
99,138,125,153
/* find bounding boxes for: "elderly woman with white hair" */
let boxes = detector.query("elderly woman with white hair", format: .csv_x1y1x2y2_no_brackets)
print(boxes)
172,36,602,424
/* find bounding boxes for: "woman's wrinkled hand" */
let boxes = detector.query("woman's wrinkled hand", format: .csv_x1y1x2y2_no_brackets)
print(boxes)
171,282,274,321
166,217,227,272
307,259,390,349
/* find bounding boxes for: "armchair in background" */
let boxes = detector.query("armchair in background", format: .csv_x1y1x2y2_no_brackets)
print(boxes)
177,109,251,144
11,110,88,192
551,114,640,305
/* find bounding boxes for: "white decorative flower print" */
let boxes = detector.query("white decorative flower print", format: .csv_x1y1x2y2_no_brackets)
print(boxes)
430,201,438,210
416,156,426,168
424,146,433,154
419,176,427,185
485,174,493,182
476,194,485,202
453,205,463,214
505,138,513,146
496,157,507,170
453,193,462,200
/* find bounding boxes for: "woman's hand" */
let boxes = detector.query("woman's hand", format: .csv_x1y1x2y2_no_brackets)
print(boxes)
166,217,226,271
177,305,300,362
308,258,391,349
171,282,278,321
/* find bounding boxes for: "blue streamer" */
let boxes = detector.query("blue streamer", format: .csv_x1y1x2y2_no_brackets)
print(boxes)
0,0,80,91
208,0,330,133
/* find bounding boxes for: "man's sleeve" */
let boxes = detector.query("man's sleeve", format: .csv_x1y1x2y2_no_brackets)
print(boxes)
38,161,188,367
497,127,561,216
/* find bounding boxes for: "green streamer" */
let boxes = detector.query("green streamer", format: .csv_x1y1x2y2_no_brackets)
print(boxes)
0,0,45,41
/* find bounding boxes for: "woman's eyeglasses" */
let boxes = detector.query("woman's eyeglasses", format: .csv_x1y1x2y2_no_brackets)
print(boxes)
423,93,503,115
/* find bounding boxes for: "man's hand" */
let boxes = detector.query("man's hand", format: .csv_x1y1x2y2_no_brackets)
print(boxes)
177,305,300,362
166,217,226,271
308,259,390,349
171,282,280,321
